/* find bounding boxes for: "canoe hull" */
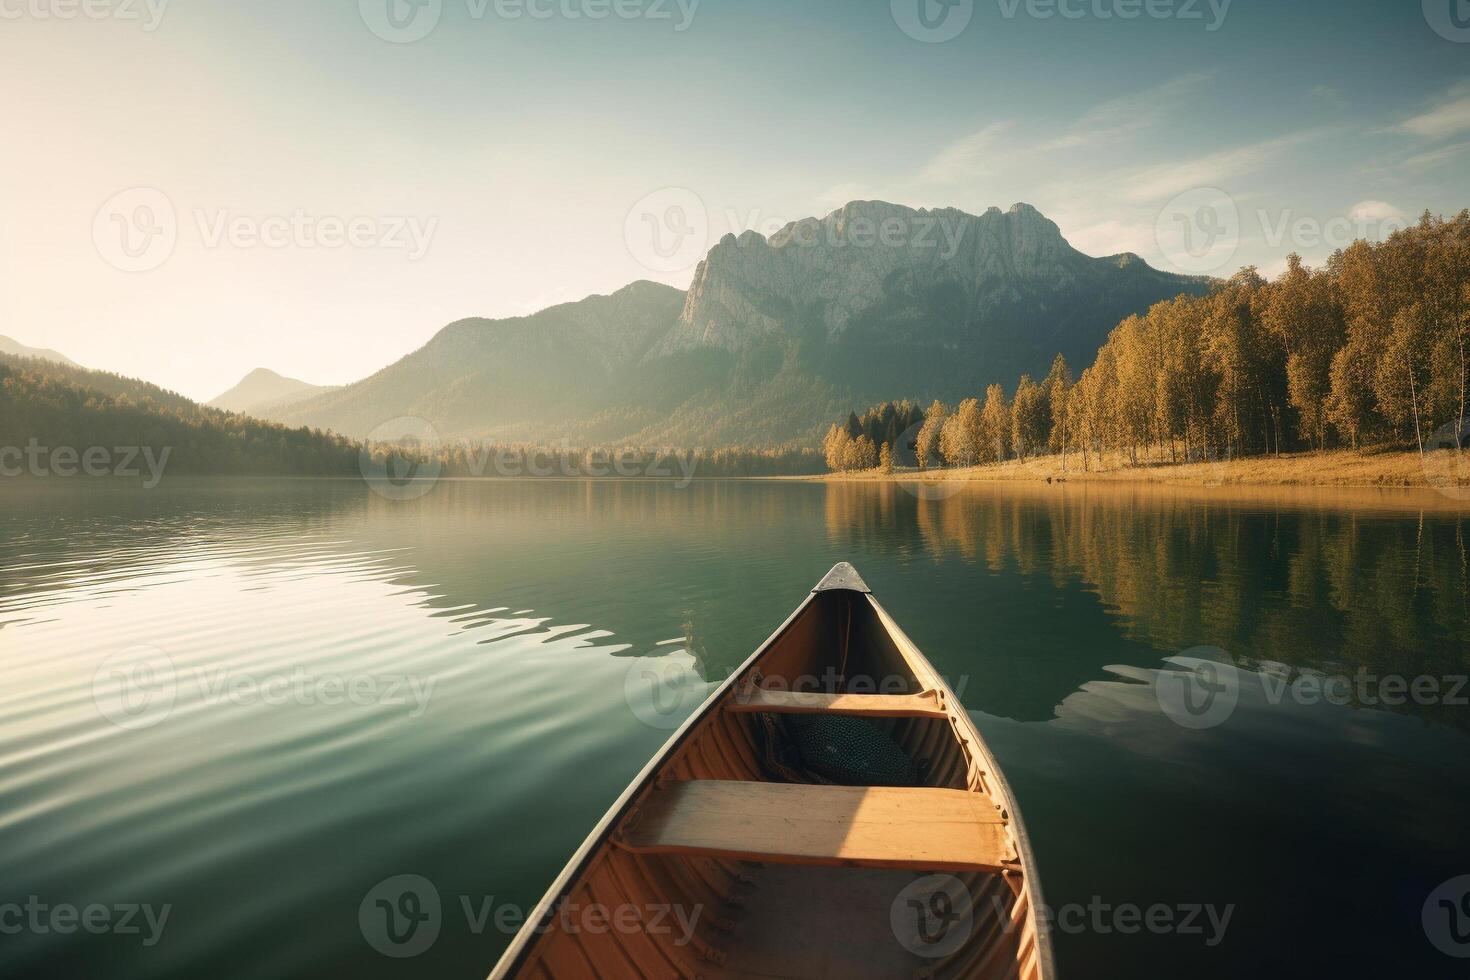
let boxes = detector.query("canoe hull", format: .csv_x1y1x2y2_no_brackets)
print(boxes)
489,565,1056,979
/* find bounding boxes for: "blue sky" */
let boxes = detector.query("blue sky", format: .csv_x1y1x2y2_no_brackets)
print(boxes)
1,0,1466,398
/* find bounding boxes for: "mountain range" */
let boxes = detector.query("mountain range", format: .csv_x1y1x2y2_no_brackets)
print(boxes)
254,202,1207,446
181,202,1216,447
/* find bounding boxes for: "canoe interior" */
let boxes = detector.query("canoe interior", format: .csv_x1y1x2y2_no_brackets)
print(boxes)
494,582,1050,980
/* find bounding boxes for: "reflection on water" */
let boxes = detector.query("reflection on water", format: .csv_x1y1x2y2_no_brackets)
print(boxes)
825,481,1470,728
0,478,1467,979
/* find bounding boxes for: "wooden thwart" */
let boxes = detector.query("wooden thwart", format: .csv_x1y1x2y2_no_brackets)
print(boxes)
619,780,1012,873
726,688,947,718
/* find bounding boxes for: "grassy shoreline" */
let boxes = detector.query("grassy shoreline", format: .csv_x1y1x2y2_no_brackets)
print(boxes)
780,448,1470,491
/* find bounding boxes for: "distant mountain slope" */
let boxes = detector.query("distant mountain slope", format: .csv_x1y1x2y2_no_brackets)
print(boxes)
0,352,360,478
209,368,334,415
268,280,693,441
272,201,1210,446
0,335,79,368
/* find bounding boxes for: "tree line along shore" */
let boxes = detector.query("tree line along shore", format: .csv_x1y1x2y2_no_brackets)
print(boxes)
820,212,1470,489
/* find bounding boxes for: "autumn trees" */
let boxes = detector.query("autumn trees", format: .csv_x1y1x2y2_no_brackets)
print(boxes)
822,400,922,471
823,210,1470,474
1063,213,1467,465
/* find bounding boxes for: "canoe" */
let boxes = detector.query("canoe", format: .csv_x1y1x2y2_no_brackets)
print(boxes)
489,563,1056,979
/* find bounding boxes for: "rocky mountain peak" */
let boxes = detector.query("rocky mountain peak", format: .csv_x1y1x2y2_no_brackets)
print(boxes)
670,200,1082,352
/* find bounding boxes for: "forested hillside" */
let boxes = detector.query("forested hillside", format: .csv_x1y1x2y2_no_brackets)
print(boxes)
0,353,824,481
0,354,362,477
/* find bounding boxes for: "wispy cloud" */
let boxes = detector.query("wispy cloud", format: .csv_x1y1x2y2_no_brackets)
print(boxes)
918,122,1016,184
918,75,1212,188
1119,132,1316,203
1401,140,1470,173
1395,81,1470,140
1039,73,1211,151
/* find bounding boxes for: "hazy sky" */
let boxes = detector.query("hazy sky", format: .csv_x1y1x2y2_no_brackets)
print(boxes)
3,0,1467,400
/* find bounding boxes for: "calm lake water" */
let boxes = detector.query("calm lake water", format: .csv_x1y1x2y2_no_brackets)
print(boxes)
2,478,1469,979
